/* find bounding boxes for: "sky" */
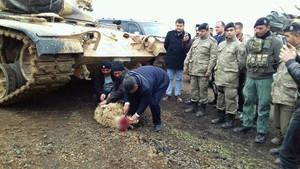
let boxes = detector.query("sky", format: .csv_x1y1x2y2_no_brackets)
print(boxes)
91,0,299,37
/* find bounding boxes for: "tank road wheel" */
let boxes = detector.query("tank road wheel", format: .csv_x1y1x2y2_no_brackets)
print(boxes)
19,44,35,81
0,64,16,99
9,62,26,89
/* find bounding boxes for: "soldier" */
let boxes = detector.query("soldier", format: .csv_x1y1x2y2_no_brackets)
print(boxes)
211,22,246,128
278,23,300,168
269,23,298,164
235,22,251,119
233,17,282,143
183,23,217,117
210,21,226,107
183,24,201,54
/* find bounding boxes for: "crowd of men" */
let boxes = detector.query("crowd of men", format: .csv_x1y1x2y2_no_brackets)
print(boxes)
92,17,300,168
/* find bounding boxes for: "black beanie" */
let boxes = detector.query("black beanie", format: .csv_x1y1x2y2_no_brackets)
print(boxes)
283,22,300,34
198,23,209,30
100,60,111,69
254,17,270,28
224,22,235,31
112,61,125,71
124,77,136,92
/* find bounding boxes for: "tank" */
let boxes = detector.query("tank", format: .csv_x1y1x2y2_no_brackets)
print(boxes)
0,0,166,106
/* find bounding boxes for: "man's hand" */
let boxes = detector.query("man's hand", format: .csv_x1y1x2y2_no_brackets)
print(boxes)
183,34,189,42
99,100,107,105
280,45,297,63
123,104,130,114
204,72,211,78
184,69,189,74
100,94,106,102
130,114,139,124
270,92,273,98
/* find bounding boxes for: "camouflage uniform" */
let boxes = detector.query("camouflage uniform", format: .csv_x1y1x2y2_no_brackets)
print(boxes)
272,44,300,137
242,32,282,134
214,36,246,115
184,34,217,104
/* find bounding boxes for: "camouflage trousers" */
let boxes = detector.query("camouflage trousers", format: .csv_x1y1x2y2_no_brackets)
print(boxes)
190,76,209,104
216,86,238,115
274,104,295,136
243,77,273,134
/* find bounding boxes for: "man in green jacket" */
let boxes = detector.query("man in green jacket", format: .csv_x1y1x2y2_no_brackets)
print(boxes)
211,22,246,128
233,17,283,143
183,23,217,117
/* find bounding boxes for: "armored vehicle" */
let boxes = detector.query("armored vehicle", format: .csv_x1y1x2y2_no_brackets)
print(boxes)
0,0,166,106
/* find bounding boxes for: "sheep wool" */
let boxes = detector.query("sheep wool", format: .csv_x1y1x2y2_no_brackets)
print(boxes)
94,103,125,129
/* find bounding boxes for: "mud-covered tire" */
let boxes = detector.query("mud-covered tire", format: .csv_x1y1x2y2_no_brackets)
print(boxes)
9,62,26,89
0,64,16,98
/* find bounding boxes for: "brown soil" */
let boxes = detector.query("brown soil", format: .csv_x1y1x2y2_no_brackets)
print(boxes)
0,74,280,169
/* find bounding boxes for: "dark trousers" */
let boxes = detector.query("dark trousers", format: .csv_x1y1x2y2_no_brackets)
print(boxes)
128,84,168,125
238,72,246,112
280,108,300,169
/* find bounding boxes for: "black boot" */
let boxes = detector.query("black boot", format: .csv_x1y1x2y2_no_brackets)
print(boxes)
196,104,206,117
221,114,235,129
211,110,225,124
185,102,198,113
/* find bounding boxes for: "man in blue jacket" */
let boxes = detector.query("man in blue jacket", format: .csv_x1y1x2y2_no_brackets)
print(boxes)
163,18,191,103
123,66,169,131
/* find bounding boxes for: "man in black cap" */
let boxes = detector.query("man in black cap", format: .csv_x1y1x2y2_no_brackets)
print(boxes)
211,22,246,129
92,60,116,103
99,61,129,105
123,65,169,131
183,23,217,117
113,20,123,31
233,17,283,143
278,22,300,169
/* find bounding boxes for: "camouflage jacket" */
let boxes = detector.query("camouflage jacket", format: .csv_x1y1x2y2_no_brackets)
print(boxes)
238,33,251,46
272,44,300,106
215,36,247,88
246,32,282,79
183,34,217,76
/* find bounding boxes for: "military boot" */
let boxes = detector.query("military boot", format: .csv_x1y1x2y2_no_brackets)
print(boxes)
211,110,225,124
196,104,206,117
185,102,198,113
221,114,235,129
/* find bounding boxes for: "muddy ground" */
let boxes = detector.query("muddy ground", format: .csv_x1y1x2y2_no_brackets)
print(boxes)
0,74,280,169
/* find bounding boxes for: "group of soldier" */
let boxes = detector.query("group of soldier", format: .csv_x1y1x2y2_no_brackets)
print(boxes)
161,18,300,168
92,17,300,168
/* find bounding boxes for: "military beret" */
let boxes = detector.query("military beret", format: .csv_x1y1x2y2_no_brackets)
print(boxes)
224,22,235,31
100,60,112,69
254,17,270,28
283,22,300,34
124,76,136,92
198,23,209,30
195,24,201,27
112,61,125,71
115,20,121,25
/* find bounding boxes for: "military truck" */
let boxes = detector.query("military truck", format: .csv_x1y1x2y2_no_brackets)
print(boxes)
0,0,166,106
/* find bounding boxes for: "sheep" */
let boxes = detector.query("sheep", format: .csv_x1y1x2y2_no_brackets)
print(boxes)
94,103,132,130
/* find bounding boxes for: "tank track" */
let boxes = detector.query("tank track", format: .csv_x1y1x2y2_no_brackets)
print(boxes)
0,29,75,106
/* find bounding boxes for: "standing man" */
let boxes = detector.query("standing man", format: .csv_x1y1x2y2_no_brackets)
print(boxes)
93,60,115,103
210,21,226,107
163,18,191,103
278,22,300,169
211,22,246,128
99,61,129,105
235,22,251,119
209,27,214,37
113,20,123,31
233,17,282,143
183,24,201,53
123,66,169,131
269,23,299,164
183,23,217,117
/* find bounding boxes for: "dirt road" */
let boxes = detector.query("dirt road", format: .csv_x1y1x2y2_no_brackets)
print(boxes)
0,75,279,168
